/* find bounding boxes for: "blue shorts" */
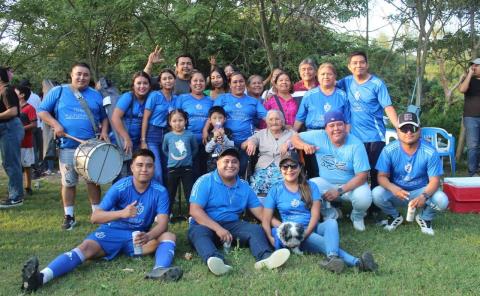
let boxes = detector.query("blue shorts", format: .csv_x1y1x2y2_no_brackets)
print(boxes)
86,226,137,260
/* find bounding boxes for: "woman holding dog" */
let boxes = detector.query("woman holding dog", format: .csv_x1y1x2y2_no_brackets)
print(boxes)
261,151,378,274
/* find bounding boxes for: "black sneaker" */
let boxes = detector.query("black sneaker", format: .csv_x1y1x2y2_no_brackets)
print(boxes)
62,215,76,230
319,256,345,274
357,252,378,272
145,266,183,281
25,188,33,196
383,215,404,231
21,256,43,292
0,198,24,208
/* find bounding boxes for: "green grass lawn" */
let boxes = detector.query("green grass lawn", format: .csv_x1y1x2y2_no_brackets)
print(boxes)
1,173,479,296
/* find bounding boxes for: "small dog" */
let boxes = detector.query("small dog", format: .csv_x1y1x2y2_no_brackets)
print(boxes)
277,222,305,255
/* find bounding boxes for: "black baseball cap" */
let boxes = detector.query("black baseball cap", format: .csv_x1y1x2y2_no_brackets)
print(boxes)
279,150,300,166
218,147,240,160
398,112,420,128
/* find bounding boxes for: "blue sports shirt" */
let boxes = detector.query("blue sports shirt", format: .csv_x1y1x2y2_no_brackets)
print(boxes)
115,91,148,146
300,130,370,184
189,170,261,223
39,85,106,149
144,90,176,128
264,181,321,228
214,93,267,145
337,75,392,142
295,87,350,129
375,139,443,191
175,93,213,142
99,176,169,232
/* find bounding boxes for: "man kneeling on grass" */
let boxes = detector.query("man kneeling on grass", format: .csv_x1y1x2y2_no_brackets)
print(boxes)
21,149,182,293
188,148,290,276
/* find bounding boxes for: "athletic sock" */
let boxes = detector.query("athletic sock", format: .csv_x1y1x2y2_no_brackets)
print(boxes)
42,248,85,282
64,206,74,217
154,240,175,269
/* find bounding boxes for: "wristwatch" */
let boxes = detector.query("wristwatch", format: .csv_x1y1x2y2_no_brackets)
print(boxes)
337,187,344,195
421,192,431,200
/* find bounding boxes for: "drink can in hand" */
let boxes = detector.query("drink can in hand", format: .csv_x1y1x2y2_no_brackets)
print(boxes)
223,240,231,254
132,231,143,255
406,201,416,222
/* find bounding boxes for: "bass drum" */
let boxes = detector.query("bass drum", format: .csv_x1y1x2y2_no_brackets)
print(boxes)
74,139,122,184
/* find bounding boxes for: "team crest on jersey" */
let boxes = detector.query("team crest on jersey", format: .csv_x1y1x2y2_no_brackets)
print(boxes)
324,103,331,112
404,163,412,174
136,202,144,215
235,102,242,108
195,104,202,110
291,199,300,208
354,91,361,100
65,251,73,260
95,232,106,239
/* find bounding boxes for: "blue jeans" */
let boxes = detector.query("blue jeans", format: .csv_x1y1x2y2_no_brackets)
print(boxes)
310,177,372,221
464,117,480,176
300,220,358,267
146,125,164,185
372,186,449,221
188,220,273,263
0,118,25,201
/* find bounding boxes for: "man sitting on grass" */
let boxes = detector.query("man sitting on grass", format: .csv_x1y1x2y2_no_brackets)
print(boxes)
21,149,182,293
188,147,290,276
372,113,449,235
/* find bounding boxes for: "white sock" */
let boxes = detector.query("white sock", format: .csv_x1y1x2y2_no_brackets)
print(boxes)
91,204,99,212
40,268,54,284
64,206,74,217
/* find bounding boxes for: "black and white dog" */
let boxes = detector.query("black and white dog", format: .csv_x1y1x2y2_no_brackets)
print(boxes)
277,222,305,255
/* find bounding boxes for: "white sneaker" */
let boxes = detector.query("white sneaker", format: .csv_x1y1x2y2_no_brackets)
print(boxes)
207,257,232,276
384,215,404,231
351,217,366,231
415,215,434,236
254,248,290,270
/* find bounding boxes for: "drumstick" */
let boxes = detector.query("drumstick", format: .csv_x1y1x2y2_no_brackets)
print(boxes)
64,133,87,145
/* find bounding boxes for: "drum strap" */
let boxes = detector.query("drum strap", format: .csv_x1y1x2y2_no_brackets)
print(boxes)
69,85,100,136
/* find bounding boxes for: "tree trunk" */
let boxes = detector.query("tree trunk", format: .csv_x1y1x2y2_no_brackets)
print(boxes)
257,0,276,70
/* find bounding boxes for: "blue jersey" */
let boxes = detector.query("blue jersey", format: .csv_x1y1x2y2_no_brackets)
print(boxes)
98,176,169,232
264,181,321,228
39,85,106,149
214,93,267,145
295,87,350,129
115,91,148,145
162,130,198,168
337,75,392,142
145,91,176,128
300,130,370,184
375,139,443,191
189,170,261,223
175,94,213,142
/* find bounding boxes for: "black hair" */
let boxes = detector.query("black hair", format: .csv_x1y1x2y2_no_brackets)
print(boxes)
189,70,205,83
348,51,368,64
132,148,155,162
175,54,194,65
273,71,293,93
15,85,31,100
0,67,9,83
208,106,226,118
71,62,91,72
158,68,176,83
228,71,245,84
167,109,189,129
208,67,228,91
130,71,151,94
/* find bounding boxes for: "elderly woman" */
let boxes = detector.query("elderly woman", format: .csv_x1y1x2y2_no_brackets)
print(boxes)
241,110,293,199
293,58,319,92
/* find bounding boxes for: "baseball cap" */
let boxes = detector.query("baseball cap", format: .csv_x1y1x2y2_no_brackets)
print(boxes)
398,112,420,128
324,110,345,124
279,150,300,166
470,58,480,65
218,147,240,160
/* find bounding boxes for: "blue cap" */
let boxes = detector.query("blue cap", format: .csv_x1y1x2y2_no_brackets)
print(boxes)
324,110,345,124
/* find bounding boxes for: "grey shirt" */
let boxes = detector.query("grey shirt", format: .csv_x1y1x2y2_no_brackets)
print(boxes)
247,128,294,170
174,78,190,95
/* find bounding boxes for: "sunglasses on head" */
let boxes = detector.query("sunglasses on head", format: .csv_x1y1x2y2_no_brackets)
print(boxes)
280,163,299,170
399,124,418,134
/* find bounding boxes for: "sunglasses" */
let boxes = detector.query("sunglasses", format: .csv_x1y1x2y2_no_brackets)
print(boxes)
399,125,418,134
280,163,299,170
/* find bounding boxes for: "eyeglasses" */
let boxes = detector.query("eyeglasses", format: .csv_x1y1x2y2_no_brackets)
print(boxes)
399,125,418,134
280,163,299,170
